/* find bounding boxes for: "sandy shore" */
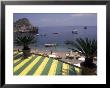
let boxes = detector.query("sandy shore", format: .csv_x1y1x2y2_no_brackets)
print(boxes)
14,46,84,65
14,46,72,58
35,51,83,66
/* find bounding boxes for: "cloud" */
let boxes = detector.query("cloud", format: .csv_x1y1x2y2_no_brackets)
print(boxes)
70,13,96,17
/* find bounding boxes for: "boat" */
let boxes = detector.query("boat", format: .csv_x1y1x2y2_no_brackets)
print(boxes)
84,26,87,29
53,33,59,34
44,44,56,47
72,30,78,34
36,34,39,36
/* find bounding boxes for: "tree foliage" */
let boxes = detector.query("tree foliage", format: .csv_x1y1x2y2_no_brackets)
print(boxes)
70,38,97,58
15,33,35,50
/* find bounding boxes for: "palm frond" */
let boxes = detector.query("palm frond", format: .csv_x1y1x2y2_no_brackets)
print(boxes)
70,38,97,58
14,33,35,46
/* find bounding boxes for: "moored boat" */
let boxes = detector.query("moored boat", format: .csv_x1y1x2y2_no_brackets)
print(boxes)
53,33,59,34
72,30,78,34
84,26,87,29
44,44,56,47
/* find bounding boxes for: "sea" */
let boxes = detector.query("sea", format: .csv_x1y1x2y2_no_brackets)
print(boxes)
31,26,97,52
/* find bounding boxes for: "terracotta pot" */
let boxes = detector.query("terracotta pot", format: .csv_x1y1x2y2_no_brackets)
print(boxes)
80,62,97,75
22,49,31,58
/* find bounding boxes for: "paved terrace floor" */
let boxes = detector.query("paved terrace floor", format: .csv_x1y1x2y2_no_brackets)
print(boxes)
13,51,81,76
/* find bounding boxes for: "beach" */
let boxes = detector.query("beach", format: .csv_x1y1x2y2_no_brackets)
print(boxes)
14,46,85,65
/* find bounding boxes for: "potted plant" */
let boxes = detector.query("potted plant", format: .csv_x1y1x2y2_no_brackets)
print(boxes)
71,38,97,75
15,33,35,58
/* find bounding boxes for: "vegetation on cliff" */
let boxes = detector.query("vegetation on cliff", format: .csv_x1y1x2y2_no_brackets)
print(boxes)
14,18,38,34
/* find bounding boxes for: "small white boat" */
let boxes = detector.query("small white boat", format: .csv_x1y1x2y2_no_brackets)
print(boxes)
72,30,78,34
36,34,39,36
44,44,56,47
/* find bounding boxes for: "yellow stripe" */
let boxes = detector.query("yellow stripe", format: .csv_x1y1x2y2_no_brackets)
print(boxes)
62,63,69,75
48,60,58,75
19,56,42,76
14,55,35,72
75,67,80,74
33,57,49,76
14,52,22,58
14,58,22,64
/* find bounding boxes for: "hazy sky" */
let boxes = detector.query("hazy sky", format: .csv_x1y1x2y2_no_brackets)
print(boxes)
13,13,97,27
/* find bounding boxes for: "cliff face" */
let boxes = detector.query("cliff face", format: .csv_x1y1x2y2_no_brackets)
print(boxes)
14,18,38,34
